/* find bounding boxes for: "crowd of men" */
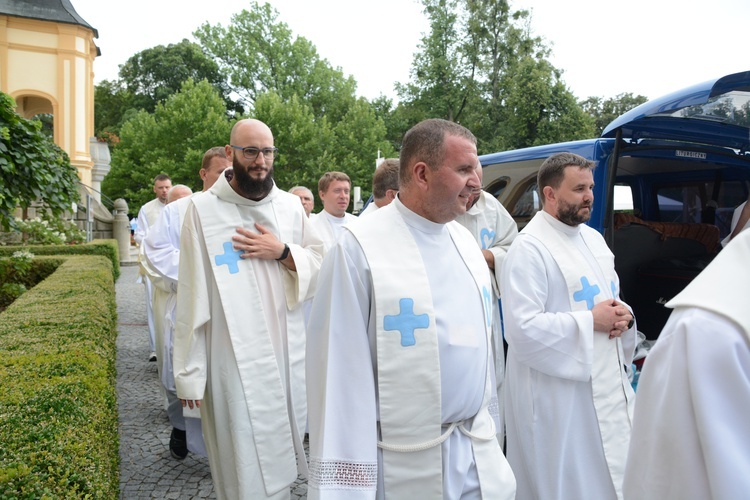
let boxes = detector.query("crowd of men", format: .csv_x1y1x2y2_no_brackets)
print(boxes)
132,118,749,500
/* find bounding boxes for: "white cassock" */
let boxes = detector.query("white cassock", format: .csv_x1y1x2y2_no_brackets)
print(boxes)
173,173,324,499
721,200,749,247
142,193,206,455
304,210,356,321
135,197,166,353
623,229,750,500
501,210,636,500
308,210,357,249
455,190,518,438
358,201,379,217
306,197,516,500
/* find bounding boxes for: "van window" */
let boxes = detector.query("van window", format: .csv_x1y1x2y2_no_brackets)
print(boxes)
614,185,634,211
512,182,541,218
655,180,748,238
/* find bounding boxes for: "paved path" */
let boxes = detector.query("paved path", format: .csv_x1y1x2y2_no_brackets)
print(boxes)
116,262,308,499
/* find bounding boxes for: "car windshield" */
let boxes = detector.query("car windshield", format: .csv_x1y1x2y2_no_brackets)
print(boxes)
656,90,750,127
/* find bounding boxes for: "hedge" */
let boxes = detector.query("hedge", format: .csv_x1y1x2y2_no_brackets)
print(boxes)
0,255,119,498
0,240,120,282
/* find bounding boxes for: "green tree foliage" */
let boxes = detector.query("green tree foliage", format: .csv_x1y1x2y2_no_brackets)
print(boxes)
580,92,649,136
102,79,232,214
396,0,595,153
94,40,240,140
253,91,394,211
193,2,358,122
0,92,80,230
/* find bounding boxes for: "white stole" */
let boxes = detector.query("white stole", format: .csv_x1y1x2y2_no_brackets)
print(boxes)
522,211,634,495
191,183,301,495
349,206,511,499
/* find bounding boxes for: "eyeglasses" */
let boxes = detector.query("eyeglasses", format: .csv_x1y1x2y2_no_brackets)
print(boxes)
230,145,278,161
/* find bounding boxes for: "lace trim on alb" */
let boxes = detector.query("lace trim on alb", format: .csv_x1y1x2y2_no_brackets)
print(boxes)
308,457,377,490
488,396,500,420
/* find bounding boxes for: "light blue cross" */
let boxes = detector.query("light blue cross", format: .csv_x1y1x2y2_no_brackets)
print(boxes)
573,276,600,310
215,241,243,274
482,286,492,328
480,228,495,250
384,298,429,347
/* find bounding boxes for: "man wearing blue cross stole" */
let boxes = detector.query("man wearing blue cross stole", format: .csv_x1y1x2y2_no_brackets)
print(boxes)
500,152,636,500
172,119,325,499
306,119,516,499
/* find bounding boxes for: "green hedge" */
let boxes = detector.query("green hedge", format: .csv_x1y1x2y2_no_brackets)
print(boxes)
0,255,119,498
0,240,120,282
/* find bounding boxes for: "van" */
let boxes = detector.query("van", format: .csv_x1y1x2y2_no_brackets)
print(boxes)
480,70,750,340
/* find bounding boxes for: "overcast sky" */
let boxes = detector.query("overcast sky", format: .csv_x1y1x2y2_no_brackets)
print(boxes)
72,0,749,103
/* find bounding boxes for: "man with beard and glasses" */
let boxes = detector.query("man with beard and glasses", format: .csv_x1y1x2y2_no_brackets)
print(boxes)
172,119,325,499
500,152,636,500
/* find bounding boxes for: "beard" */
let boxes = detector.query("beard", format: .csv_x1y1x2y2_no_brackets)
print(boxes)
232,155,274,200
556,199,592,226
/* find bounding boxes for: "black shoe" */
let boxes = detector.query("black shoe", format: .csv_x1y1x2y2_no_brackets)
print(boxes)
170,428,188,460
149,351,157,362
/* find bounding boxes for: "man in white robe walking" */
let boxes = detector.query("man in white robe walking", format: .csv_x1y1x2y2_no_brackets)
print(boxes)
358,158,399,217
307,118,516,499
173,119,325,499
500,152,636,500
141,147,230,460
623,228,750,500
135,173,172,361
455,162,518,440
308,171,357,249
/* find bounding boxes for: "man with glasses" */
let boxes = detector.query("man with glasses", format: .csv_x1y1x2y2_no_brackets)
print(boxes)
172,119,324,499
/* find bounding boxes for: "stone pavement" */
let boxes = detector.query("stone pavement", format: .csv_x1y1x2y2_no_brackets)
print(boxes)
116,261,308,499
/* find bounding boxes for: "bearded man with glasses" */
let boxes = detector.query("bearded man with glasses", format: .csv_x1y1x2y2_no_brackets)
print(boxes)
172,119,325,499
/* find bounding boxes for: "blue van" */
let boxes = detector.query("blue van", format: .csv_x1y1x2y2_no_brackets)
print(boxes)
480,70,750,340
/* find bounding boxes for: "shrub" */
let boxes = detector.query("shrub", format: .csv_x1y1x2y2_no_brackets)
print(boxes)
1,215,86,246
0,240,120,282
0,255,119,498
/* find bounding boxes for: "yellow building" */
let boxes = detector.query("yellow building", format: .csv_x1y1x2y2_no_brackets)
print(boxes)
0,0,102,191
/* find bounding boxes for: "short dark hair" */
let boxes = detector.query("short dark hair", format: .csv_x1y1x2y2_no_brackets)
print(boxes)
154,174,171,184
372,159,400,199
318,171,351,194
202,147,227,171
399,119,476,185
537,152,595,204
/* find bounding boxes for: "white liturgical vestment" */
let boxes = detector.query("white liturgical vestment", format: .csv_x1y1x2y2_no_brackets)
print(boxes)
308,210,357,250
136,197,167,352
501,210,636,500
455,190,518,436
623,229,750,500
306,197,516,500
173,172,324,499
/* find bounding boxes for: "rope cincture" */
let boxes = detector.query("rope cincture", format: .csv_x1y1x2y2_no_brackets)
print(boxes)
377,419,496,453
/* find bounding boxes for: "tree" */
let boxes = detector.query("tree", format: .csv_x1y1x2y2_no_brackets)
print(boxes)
119,39,241,115
580,92,649,136
193,2,357,122
253,91,395,212
102,79,232,214
0,92,80,230
393,0,594,153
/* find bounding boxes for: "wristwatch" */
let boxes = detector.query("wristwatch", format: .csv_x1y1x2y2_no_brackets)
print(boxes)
627,318,635,330
276,243,290,261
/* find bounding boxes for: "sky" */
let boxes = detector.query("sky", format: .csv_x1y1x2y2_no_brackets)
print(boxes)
72,0,750,103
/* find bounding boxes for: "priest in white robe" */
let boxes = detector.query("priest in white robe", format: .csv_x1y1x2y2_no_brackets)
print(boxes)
308,171,357,249
142,148,230,459
173,120,324,499
455,163,518,439
135,173,172,361
358,158,399,218
501,152,636,500
623,229,750,500
307,119,516,500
